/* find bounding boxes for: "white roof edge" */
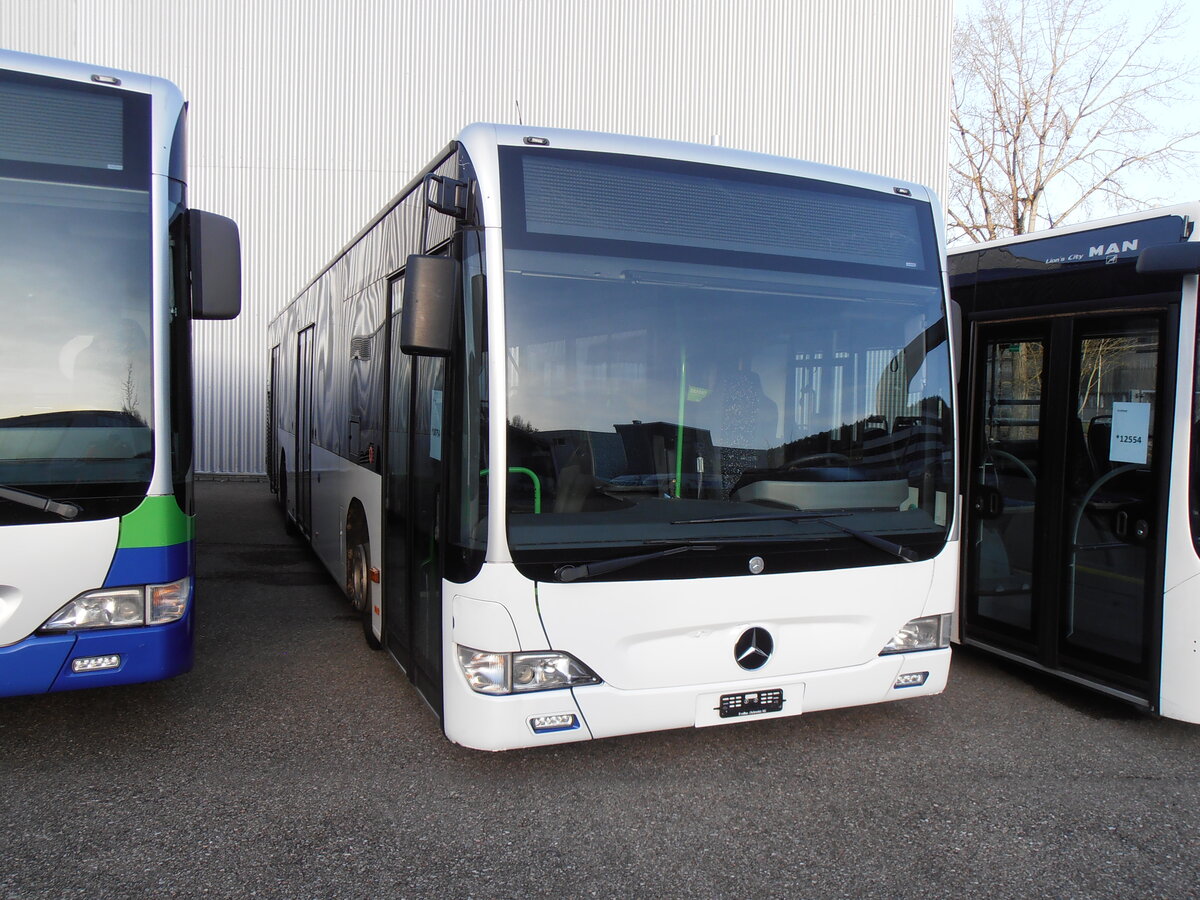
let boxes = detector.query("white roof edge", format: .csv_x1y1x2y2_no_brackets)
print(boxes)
950,201,1200,255
457,121,936,200
0,47,182,104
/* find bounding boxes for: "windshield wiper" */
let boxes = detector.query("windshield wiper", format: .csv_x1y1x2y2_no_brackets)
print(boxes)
554,544,716,583
820,519,918,562
671,510,918,562
0,484,81,520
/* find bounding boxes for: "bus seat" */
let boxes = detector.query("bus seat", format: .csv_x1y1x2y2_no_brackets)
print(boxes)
1087,415,1112,472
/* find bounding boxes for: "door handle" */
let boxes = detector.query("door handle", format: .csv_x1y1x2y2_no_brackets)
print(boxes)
972,486,1004,519
1115,510,1150,541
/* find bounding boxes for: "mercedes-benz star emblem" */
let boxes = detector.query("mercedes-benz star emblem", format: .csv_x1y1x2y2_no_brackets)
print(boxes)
734,627,773,670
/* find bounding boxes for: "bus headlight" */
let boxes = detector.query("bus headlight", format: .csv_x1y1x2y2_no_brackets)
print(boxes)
457,646,601,695
40,577,192,631
879,614,952,655
149,577,191,624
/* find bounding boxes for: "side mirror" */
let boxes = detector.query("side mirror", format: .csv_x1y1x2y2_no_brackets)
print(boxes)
188,209,242,320
1136,242,1200,275
401,255,459,356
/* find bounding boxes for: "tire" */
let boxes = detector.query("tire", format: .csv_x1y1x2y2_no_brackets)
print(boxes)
346,541,369,613
345,510,382,651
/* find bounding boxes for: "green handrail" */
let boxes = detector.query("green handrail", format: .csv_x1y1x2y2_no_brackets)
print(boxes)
675,348,687,498
481,467,542,514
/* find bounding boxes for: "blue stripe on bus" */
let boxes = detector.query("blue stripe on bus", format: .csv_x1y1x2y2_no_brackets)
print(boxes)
0,604,195,696
103,541,192,588
50,605,194,692
0,633,76,696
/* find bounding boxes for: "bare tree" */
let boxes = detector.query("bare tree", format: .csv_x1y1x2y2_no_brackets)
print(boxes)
120,360,144,424
949,0,1200,243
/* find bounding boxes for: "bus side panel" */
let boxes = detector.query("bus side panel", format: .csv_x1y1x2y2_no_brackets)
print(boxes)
1159,578,1200,723
1159,276,1200,723
307,443,382,589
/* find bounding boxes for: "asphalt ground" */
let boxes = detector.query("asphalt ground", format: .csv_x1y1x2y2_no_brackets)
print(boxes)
2,480,1198,899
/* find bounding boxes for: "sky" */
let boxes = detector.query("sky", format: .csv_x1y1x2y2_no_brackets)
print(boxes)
953,0,1200,222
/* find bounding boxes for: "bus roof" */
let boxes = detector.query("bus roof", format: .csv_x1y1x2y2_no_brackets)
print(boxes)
280,122,944,311
0,47,182,102
948,201,1200,258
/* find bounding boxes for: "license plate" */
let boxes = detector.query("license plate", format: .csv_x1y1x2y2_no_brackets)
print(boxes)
717,689,785,718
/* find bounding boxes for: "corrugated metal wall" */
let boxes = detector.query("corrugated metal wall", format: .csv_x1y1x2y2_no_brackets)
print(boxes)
1,0,952,474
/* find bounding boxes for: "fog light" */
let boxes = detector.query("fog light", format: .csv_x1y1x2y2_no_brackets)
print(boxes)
530,713,579,734
71,654,122,672
894,671,929,688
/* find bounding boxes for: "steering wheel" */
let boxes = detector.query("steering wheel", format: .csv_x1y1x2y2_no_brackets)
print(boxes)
986,447,1036,486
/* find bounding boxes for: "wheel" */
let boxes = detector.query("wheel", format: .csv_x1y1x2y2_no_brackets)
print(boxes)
345,508,382,651
346,541,369,613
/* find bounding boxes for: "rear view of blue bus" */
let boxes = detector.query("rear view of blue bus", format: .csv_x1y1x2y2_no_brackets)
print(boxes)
0,50,240,696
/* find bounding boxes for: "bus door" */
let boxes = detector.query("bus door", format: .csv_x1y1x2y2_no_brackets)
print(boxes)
295,325,315,535
384,276,446,714
268,344,280,492
963,311,1172,700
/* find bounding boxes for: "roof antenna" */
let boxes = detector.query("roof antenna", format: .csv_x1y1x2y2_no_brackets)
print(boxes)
515,100,524,126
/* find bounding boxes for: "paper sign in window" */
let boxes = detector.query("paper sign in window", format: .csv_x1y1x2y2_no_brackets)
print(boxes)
1109,401,1150,465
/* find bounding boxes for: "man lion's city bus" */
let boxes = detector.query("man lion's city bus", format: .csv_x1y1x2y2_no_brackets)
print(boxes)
951,204,1200,722
268,125,958,750
0,50,240,696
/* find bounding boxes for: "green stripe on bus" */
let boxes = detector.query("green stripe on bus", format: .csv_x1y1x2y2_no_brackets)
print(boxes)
117,495,194,548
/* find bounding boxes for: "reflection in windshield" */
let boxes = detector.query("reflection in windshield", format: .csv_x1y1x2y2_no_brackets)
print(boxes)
0,176,153,521
503,255,953,564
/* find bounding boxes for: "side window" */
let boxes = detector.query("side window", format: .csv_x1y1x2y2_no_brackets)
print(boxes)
348,286,385,472
446,230,488,581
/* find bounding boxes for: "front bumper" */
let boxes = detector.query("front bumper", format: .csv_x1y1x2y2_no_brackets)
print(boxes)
443,647,951,751
0,605,194,697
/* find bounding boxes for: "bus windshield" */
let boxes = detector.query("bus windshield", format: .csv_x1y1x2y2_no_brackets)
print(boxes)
500,148,953,576
0,176,153,524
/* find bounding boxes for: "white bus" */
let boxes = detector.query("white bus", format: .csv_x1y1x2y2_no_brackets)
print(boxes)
268,125,958,750
950,204,1200,722
0,50,240,696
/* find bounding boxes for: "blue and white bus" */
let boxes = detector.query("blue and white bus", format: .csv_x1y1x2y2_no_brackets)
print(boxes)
269,125,958,750
0,50,240,696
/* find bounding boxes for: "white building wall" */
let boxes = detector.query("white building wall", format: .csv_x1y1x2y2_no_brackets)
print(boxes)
1,0,952,474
